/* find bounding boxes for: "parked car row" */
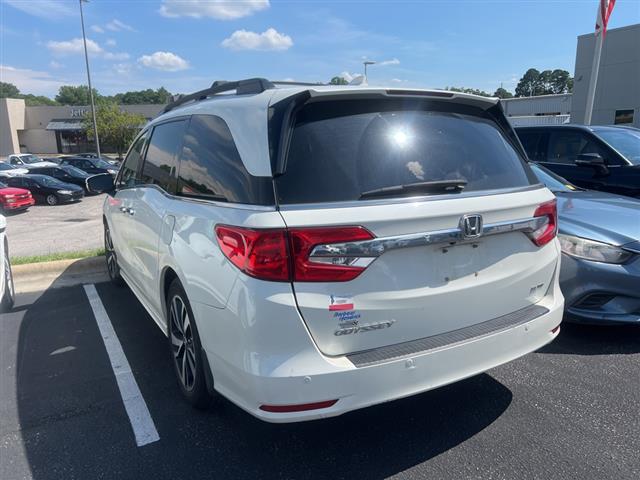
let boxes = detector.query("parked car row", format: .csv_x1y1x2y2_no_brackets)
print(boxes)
0,153,118,212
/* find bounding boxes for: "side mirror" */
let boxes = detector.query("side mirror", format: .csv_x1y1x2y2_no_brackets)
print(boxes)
87,173,116,194
575,153,609,175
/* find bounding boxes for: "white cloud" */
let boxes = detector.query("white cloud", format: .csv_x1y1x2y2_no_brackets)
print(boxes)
49,60,64,69
378,58,400,66
105,39,117,47
47,38,103,56
4,0,73,19
160,0,269,20
106,19,136,32
0,64,67,96
104,52,130,61
113,63,133,76
340,71,356,82
221,28,292,51
138,51,189,71
91,25,105,34
391,78,405,83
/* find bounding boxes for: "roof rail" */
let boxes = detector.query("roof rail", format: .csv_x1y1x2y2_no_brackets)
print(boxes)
271,80,327,87
161,77,276,114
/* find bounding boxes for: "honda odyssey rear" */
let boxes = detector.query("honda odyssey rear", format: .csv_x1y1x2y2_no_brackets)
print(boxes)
103,79,564,423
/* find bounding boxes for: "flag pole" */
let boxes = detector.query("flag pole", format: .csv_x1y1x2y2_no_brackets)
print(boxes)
584,30,603,125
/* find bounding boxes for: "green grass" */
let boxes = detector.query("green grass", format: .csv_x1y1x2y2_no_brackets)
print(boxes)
11,248,105,265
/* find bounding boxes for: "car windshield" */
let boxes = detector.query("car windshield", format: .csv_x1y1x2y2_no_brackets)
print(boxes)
29,175,66,187
93,159,112,169
529,163,581,193
62,165,89,177
594,129,640,165
20,154,43,164
0,163,16,170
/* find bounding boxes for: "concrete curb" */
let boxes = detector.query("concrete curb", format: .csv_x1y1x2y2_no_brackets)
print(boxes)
13,256,109,294
13,255,106,276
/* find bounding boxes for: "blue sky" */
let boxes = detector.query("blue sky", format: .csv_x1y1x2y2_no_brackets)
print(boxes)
1,0,639,98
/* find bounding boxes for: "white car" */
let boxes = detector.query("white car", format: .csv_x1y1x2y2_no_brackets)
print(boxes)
8,154,58,169
0,215,15,313
103,79,564,422
0,162,29,178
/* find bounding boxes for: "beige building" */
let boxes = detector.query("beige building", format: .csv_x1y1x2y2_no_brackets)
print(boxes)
0,99,163,157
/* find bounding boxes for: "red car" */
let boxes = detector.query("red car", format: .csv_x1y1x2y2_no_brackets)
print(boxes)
0,181,35,212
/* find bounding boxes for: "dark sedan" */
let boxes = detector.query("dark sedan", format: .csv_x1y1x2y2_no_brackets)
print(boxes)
27,165,92,192
517,125,640,198
59,157,118,176
531,163,639,325
4,175,84,206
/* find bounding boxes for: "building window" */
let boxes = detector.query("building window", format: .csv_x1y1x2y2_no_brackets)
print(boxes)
614,109,634,125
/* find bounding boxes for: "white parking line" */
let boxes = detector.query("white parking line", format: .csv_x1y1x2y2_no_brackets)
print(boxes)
83,284,160,447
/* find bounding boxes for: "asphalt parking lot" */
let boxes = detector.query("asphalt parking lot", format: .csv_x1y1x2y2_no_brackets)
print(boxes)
4,194,105,258
0,281,638,480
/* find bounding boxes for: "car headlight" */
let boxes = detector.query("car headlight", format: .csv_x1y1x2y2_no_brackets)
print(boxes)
57,190,73,195
558,234,633,264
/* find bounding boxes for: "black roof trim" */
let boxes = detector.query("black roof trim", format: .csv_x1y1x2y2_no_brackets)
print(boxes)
161,78,276,114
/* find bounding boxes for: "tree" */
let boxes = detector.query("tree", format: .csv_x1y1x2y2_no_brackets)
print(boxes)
114,87,172,105
55,85,100,105
515,68,573,97
0,82,21,98
493,87,513,99
550,69,573,94
444,86,492,97
329,76,349,85
515,68,542,97
82,102,146,157
22,94,58,106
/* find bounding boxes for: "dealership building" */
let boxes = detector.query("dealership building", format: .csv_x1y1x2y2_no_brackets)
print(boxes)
504,23,639,127
0,100,162,157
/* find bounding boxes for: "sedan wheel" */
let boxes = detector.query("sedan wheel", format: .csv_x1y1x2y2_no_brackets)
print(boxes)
46,194,58,206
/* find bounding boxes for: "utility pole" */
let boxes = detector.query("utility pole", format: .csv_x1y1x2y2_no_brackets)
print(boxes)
363,61,376,83
79,0,101,157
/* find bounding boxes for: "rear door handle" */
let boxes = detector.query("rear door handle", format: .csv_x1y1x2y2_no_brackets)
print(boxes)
119,206,128,214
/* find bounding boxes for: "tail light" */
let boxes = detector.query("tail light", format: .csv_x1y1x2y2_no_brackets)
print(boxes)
214,225,374,282
215,226,289,281
529,199,557,247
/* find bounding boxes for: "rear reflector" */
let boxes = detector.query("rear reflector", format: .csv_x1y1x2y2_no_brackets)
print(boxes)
259,399,338,413
529,199,557,247
551,325,561,334
215,225,374,282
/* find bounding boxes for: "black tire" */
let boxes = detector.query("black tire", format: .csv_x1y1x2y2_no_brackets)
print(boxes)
166,279,213,409
1,241,15,313
45,194,58,206
104,222,124,286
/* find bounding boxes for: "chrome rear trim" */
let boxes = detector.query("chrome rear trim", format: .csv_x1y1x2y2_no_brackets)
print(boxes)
346,304,549,368
310,216,547,259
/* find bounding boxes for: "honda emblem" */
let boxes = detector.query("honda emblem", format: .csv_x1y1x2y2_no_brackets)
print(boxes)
460,214,483,239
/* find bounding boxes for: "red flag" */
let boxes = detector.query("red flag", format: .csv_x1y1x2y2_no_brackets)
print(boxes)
595,0,616,37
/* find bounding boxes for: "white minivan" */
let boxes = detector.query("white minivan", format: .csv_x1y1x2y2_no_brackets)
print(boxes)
103,79,564,422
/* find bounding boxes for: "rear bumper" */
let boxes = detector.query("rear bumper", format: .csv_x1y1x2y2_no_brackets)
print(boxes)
560,254,640,325
197,278,564,423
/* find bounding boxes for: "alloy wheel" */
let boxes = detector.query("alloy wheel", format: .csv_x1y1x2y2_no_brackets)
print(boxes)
104,227,118,279
169,295,197,391
46,194,58,206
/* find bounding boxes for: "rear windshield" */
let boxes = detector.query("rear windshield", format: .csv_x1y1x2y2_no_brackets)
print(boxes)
275,100,535,204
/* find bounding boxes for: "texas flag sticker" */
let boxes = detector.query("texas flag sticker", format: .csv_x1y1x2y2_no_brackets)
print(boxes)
329,295,354,311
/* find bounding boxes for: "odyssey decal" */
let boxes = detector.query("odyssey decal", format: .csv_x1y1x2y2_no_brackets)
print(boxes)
334,320,396,336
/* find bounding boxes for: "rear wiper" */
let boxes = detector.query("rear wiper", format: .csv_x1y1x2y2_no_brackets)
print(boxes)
359,179,467,200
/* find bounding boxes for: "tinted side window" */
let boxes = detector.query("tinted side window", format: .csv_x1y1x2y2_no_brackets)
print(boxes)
141,120,188,193
517,130,543,162
177,115,274,205
546,131,607,164
117,132,147,189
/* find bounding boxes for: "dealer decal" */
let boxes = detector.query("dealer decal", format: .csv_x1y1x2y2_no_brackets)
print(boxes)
329,295,354,311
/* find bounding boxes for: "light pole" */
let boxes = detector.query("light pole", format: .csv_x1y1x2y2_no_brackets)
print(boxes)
363,61,376,83
79,0,101,157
